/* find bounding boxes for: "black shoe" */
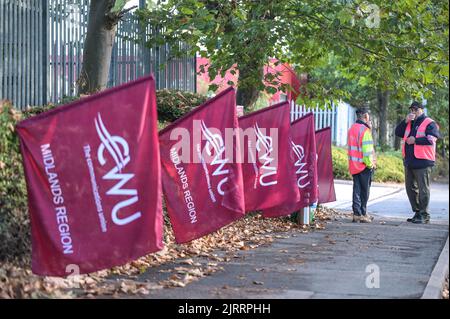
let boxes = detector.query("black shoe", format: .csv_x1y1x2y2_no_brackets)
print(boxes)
407,212,420,222
411,213,430,224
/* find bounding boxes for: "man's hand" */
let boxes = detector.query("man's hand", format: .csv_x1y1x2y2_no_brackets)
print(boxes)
406,113,415,123
406,136,416,145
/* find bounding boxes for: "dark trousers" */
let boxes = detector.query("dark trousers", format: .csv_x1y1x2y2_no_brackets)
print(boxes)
352,168,373,216
405,166,431,215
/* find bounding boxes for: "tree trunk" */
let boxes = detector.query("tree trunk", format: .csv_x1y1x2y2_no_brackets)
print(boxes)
371,115,378,146
394,103,403,150
236,86,260,112
377,88,389,149
236,64,264,112
77,1,121,95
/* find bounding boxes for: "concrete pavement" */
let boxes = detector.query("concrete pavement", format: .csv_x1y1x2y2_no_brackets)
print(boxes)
102,180,448,299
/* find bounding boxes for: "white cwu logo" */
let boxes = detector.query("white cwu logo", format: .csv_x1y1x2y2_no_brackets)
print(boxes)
291,141,310,188
200,121,230,196
95,113,141,226
254,123,277,186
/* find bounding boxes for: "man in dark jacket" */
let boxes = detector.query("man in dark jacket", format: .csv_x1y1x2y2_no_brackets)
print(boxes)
395,101,441,224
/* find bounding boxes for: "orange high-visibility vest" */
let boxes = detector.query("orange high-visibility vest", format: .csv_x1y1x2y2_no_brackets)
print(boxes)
347,123,369,175
402,117,437,161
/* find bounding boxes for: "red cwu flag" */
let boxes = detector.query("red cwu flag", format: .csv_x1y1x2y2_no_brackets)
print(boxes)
315,127,336,204
263,113,318,217
239,102,300,215
159,88,245,244
16,76,164,276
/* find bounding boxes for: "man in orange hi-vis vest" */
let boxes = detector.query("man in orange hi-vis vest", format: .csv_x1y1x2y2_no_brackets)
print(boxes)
395,101,441,224
347,107,376,223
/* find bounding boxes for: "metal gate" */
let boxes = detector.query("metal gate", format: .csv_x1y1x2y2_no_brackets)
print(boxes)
0,0,196,110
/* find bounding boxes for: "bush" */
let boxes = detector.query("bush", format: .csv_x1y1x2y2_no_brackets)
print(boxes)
0,101,30,263
432,154,449,182
374,152,404,183
26,89,208,124
332,147,352,180
332,146,405,183
1,99,62,263
156,89,207,123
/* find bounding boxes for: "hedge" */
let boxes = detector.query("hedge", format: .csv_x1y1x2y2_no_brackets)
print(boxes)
156,89,207,123
0,101,30,263
332,146,405,183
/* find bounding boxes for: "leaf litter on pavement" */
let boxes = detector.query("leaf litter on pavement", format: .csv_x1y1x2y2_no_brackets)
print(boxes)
0,207,341,298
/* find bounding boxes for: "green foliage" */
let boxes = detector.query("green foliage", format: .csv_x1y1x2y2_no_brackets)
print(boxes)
426,86,449,159
374,152,405,183
332,146,405,183
157,121,169,130
137,0,449,110
0,100,60,263
296,0,449,105
21,104,58,118
111,0,132,13
156,89,207,123
32,90,208,125
332,146,352,180
432,155,449,182
0,101,29,263
252,92,272,111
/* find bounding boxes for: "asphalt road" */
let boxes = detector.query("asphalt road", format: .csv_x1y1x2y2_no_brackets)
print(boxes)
324,180,449,223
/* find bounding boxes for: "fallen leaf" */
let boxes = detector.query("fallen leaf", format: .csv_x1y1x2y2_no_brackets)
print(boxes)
180,259,194,265
0,205,339,298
